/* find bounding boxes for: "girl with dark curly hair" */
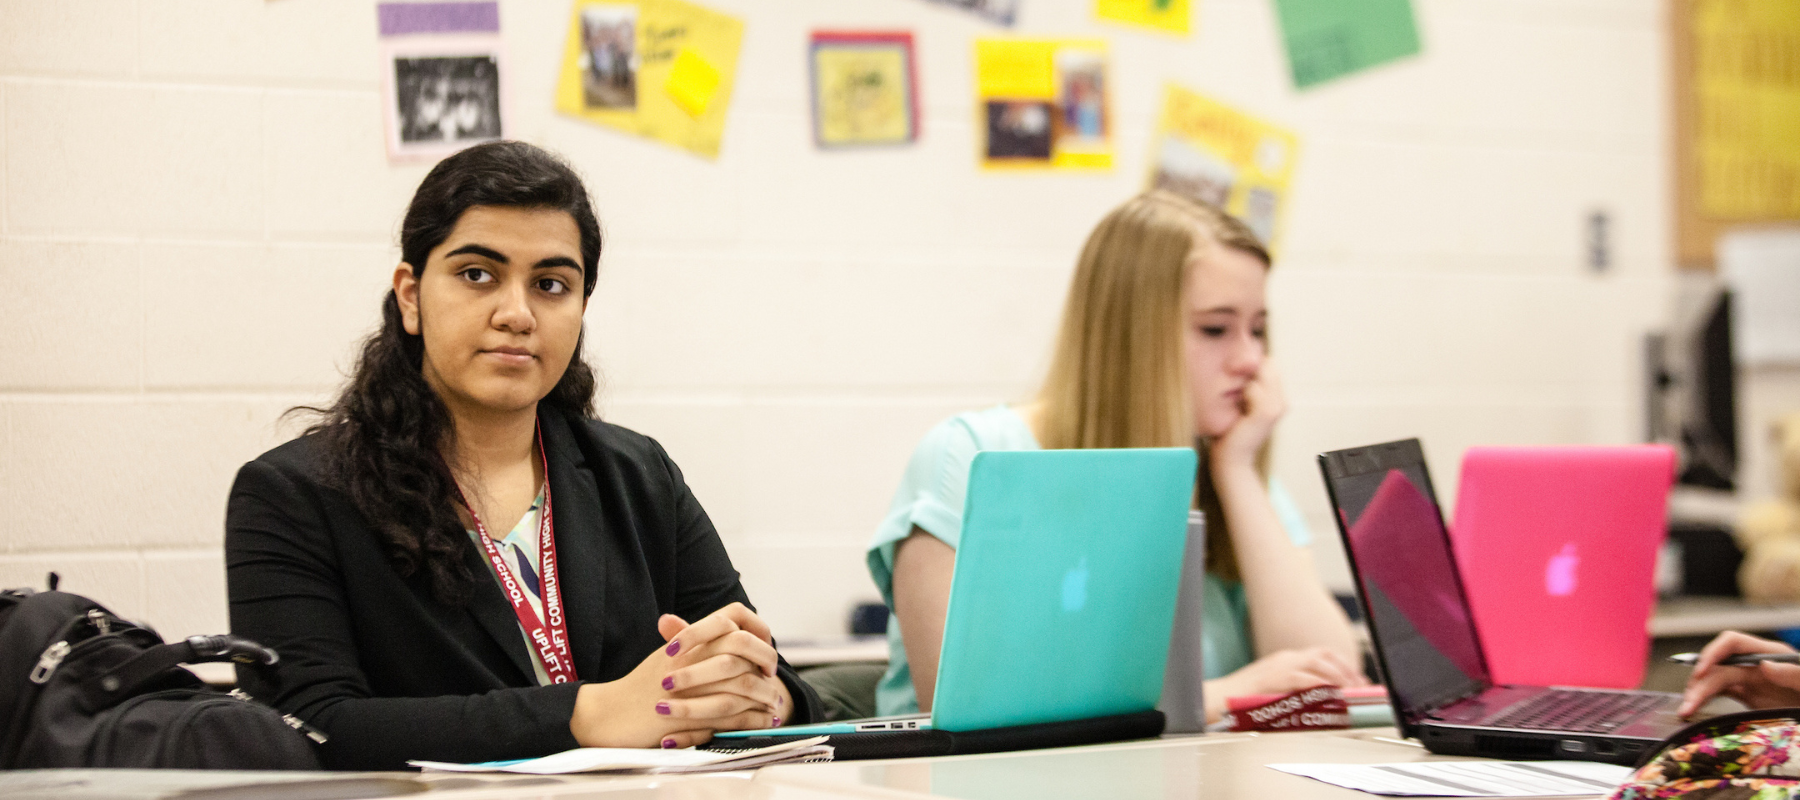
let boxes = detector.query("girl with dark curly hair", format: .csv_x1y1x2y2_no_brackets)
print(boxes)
226,141,817,771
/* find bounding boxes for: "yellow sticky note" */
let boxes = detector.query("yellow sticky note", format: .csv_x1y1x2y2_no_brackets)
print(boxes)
1096,0,1192,35
665,47,721,117
975,39,1059,99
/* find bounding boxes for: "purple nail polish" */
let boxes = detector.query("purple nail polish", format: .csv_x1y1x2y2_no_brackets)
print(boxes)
662,738,677,749
665,640,681,656
772,717,782,727
656,701,671,716
662,676,675,691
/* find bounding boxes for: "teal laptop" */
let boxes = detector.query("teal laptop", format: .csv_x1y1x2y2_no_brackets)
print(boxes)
717,447,1196,746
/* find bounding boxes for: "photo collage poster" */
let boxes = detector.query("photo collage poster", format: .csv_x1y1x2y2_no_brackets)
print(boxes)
1147,84,1299,252
377,1,508,161
810,32,920,149
975,38,1113,170
554,0,745,159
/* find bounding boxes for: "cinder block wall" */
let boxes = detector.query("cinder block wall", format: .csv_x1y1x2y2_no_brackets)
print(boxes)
0,0,1670,640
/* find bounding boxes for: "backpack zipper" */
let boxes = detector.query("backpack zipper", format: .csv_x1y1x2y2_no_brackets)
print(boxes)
29,641,70,684
227,688,329,744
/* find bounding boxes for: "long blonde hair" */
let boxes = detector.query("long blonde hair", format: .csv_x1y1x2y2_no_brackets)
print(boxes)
1035,190,1271,582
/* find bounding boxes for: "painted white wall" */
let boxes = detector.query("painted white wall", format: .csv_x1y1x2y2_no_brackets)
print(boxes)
0,0,1671,641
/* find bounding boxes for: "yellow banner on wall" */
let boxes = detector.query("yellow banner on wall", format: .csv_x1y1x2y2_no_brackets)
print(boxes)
975,38,1113,170
1095,0,1192,36
1146,85,1299,252
1695,0,1800,218
554,0,743,159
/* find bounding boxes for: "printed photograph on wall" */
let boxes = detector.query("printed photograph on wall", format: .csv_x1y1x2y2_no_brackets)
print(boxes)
810,31,918,148
985,100,1053,160
1054,48,1108,153
580,5,639,109
393,55,503,145
377,1,507,160
975,38,1112,170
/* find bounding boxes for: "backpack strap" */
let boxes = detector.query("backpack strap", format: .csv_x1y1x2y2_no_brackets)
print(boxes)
79,635,281,709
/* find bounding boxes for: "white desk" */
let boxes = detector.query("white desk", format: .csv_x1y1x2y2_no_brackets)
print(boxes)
1,729,1618,800
756,728,1556,800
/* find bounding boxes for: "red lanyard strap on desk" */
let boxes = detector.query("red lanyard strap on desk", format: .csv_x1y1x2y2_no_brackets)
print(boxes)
460,428,577,684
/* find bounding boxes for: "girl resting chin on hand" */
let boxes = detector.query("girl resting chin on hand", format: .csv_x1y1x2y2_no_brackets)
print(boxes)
867,192,1367,725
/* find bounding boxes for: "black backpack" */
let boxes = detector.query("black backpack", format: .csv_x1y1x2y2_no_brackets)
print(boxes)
0,579,325,769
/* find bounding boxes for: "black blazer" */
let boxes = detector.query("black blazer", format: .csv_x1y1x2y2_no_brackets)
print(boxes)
225,404,821,771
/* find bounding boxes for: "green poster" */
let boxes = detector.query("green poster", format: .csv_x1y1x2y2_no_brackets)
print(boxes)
1273,0,1421,89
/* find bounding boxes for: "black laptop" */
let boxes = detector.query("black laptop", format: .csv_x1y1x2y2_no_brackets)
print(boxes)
1318,438,1688,765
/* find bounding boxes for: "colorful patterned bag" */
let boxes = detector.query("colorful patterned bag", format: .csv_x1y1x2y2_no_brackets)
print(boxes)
1611,708,1800,799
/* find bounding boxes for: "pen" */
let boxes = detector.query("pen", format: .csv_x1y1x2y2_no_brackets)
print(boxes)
1668,652,1800,667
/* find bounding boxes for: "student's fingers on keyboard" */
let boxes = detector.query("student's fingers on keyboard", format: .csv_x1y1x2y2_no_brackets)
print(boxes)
1298,648,1356,688
1320,649,1367,686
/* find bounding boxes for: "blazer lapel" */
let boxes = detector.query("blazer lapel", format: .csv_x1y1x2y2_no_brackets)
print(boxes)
460,535,541,684
540,406,609,676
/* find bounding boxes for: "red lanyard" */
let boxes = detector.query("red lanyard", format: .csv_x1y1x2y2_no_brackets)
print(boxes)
459,427,577,684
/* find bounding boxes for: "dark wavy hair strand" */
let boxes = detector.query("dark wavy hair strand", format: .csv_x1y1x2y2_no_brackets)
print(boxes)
301,141,603,605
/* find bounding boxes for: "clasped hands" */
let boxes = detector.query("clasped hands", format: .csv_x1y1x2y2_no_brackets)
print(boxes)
572,602,793,749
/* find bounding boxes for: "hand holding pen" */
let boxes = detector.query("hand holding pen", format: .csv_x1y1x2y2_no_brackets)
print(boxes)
1675,630,1800,718
1669,652,1800,667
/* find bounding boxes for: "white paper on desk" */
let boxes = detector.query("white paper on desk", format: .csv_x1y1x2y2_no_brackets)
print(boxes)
1268,761,1632,797
409,736,830,774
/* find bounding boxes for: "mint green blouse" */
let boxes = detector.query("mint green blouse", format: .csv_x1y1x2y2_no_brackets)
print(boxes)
864,405,1314,717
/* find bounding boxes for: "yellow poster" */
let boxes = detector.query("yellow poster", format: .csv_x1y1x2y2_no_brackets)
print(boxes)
555,0,743,159
1695,0,1800,218
1147,84,1299,252
1096,0,1192,35
975,38,1112,170
811,32,918,148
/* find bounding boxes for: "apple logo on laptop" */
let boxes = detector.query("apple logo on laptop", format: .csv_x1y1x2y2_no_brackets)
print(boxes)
1062,558,1089,612
1546,543,1579,597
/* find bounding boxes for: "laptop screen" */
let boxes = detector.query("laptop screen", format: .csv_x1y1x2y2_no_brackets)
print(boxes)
1320,439,1489,725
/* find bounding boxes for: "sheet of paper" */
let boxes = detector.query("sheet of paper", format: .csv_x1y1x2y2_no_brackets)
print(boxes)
1269,761,1632,798
1146,84,1298,252
1695,0,1800,218
1722,228,1800,365
410,736,829,774
1271,0,1420,89
974,38,1112,170
1095,0,1191,36
554,0,744,159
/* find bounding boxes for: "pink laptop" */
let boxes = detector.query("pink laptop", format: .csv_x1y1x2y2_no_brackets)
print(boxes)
1450,446,1675,689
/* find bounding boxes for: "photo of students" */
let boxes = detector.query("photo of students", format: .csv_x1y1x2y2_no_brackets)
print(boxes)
224,141,819,771
866,191,1367,723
